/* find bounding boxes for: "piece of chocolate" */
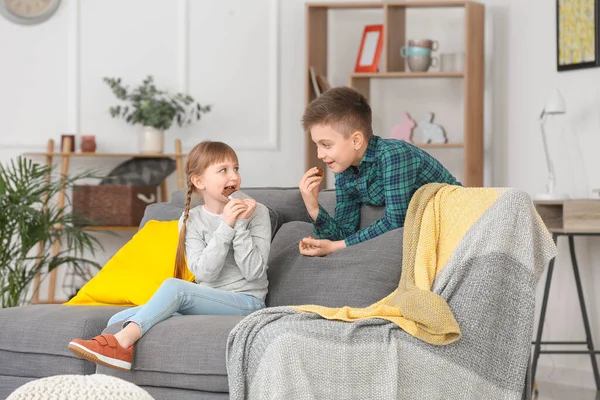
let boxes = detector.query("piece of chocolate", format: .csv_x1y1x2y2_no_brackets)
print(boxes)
223,187,237,197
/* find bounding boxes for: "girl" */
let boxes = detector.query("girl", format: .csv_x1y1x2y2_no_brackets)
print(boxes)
68,141,271,371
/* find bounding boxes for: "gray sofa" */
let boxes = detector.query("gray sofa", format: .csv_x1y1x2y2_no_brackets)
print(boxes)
0,188,408,399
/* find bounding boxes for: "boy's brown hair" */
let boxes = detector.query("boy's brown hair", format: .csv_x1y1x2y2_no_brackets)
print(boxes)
301,86,372,138
173,141,238,280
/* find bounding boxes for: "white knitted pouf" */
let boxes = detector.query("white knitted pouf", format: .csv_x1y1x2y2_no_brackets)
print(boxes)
7,374,155,400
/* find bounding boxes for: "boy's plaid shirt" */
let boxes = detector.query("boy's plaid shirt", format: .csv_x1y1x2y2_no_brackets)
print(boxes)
313,135,461,246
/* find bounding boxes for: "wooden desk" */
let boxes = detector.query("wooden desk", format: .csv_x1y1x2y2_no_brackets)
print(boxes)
532,200,600,391
535,199,600,233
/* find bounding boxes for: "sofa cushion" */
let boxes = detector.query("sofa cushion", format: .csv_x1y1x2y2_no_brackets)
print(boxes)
140,203,183,228
99,314,245,393
317,189,386,229
0,305,128,378
265,221,404,308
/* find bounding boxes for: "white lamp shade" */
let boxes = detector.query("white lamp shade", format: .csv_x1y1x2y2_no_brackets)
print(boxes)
543,89,566,115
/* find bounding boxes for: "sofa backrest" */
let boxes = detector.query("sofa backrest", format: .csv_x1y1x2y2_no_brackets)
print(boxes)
142,188,386,229
264,220,403,308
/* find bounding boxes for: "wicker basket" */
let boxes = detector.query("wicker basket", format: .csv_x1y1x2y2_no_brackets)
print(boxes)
72,185,158,227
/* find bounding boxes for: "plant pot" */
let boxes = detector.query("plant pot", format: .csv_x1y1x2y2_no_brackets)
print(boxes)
140,126,164,154
81,135,97,153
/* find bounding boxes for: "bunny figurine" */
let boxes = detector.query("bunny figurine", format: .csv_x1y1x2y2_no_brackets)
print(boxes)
418,112,447,144
390,112,416,143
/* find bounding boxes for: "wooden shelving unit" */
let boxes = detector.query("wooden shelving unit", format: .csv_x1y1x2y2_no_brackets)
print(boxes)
416,143,463,149
306,0,484,187
350,71,464,79
83,225,141,231
24,137,186,304
37,152,185,159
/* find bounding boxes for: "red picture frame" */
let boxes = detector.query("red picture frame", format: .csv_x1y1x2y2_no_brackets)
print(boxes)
354,24,384,73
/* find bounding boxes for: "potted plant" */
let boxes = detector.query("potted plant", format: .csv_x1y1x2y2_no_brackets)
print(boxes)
0,157,102,308
104,75,211,154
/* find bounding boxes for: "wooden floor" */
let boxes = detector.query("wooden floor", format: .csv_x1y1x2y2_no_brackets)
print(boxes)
536,381,600,400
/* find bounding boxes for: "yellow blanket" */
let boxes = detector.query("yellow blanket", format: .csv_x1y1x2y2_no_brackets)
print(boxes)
293,183,502,345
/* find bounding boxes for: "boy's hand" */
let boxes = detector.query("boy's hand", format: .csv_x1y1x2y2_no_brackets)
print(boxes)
223,199,247,227
238,199,257,220
298,237,346,257
299,167,323,221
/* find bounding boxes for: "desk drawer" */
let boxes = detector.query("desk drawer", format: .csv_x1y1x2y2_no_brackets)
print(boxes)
535,200,600,233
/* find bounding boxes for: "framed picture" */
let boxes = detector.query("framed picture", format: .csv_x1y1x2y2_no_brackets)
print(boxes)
557,0,600,71
355,24,384,73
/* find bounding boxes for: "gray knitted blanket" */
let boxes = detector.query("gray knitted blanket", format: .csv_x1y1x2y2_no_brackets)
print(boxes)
227,189,556,399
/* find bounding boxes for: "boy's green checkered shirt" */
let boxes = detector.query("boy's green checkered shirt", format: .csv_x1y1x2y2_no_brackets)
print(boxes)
313,135,461,246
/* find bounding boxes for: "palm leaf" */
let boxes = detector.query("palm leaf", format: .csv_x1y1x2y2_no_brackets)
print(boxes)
0,156,103,308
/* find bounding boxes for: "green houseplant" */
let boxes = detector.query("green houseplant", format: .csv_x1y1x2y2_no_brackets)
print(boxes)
0,157,102,308
104,75,211,153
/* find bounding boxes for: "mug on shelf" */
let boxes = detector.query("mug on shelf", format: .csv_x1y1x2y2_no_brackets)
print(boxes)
400,46,431,58
440,52,465,72
408,39,439,51
407,54,438,72
440,53,456,72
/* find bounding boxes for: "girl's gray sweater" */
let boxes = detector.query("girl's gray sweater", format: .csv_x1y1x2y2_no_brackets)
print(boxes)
178,204,271,302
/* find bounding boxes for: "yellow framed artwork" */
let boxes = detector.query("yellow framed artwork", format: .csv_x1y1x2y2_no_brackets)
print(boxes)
557,0,599,70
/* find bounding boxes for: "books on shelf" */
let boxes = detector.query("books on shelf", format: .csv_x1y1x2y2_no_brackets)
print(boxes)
309,66,332,98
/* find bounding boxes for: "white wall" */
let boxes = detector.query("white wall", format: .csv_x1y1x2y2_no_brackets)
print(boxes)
486,0,600,388
0,0,305,185
0,0,307,302
2,0,600,387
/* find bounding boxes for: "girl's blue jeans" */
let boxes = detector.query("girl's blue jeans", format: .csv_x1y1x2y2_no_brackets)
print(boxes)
107,278,265,337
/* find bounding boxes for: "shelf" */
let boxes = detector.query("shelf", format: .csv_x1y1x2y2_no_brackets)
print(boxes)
385,1,469,7
415,143,464,149
351,72,464,79
306,1,484,187
29,138,186,305
307,1,469,9
308,2,384,9
83,226,139,231
24,152,184,158
31,299,65,305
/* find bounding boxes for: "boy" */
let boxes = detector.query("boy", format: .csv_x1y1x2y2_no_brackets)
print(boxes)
298,86,461,257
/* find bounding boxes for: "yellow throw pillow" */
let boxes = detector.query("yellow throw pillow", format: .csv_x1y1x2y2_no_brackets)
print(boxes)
65,220,195,307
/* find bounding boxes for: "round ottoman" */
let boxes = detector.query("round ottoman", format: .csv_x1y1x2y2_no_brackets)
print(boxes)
7,374,154,400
